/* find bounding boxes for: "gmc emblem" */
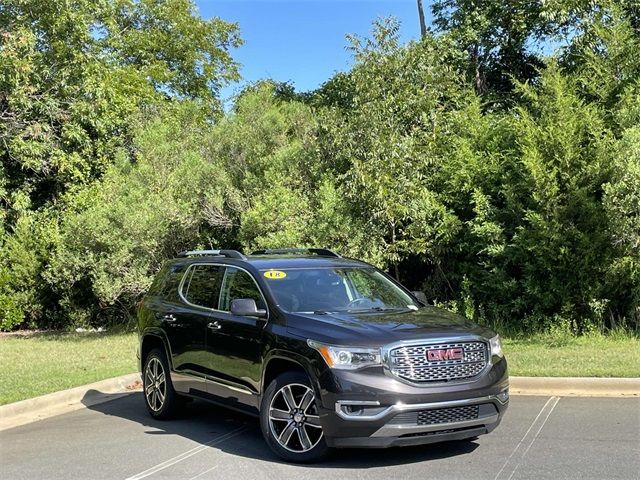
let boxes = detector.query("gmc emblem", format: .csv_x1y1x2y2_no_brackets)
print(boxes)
427,348,464,361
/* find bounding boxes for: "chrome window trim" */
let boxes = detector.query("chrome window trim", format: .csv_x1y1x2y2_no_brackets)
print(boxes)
335,394,506,421
178,262,269,319
181,266,196,303
381,336,492,387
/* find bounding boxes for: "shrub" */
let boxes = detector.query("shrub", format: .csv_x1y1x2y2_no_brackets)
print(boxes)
47,104,239,325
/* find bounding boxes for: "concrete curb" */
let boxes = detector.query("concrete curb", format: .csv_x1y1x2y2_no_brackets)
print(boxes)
0,373,141,432
510,376,640,397
1,374,638,432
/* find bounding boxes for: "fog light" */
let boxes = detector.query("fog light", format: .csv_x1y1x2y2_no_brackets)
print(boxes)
335,400,390,419
342,404,387,416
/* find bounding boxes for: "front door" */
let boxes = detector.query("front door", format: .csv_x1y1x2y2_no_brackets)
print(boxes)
205,266,267,403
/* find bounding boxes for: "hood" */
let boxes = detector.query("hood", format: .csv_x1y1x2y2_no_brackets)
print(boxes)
286,306,495,347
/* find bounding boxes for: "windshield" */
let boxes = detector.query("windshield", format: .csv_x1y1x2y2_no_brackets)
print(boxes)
260,267,420,313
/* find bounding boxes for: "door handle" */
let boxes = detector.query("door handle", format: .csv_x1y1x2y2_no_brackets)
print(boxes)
161,314,177,323
207,321,222,331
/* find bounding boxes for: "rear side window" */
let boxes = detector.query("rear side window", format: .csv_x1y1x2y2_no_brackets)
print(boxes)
219,267,266,311
148,263,187,299
182,264,223,309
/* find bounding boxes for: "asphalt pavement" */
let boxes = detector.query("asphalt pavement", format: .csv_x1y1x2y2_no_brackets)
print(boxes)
1,393,638,480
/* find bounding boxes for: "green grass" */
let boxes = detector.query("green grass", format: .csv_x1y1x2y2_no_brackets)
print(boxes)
0,331,138,405
0,329,638,406
503,332,640,377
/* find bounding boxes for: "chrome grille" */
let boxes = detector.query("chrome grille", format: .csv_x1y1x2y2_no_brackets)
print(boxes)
388,341,488,383
417,405,479,425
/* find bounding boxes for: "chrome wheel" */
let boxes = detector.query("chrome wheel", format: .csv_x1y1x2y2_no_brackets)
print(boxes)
144,357,166,412
268,383,323,453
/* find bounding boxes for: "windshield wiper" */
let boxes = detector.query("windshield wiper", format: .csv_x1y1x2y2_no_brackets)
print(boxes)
349,306,407,313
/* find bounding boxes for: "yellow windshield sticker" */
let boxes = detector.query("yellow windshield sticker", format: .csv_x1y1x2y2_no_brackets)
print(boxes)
264,270,287,280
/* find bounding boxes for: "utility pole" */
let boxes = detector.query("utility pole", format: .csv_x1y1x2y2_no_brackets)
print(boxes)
417,0,427,39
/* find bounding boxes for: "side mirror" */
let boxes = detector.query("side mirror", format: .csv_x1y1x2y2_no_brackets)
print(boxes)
412,291,428,305
230,298,267,318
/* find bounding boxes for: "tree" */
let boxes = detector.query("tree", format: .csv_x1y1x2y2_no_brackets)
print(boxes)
603,127,640,329
432,0,546,96
48,103,240,325
505,64,615,330
321,19,471,276
2,5,640,334
0,0,241,328
0,0,241,223
559,3,640,124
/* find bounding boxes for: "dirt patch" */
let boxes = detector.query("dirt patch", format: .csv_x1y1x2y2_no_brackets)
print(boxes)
126,380,143,390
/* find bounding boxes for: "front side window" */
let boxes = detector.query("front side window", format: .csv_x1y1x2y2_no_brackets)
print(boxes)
220,267,266,311
182,264,223,309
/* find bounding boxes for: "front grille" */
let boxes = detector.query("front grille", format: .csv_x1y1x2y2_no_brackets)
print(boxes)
388,403,496,425
417,405,479,425
388,341,488,383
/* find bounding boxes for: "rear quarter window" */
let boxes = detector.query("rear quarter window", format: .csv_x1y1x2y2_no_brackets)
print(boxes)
147,263,188,299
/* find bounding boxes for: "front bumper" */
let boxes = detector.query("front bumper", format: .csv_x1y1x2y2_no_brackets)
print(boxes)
326,394,506,448
315,357,509,448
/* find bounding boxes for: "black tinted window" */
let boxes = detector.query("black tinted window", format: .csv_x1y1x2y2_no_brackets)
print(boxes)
148,263,188,299
147,264,169,296
183,264,223,309
220,267,265,311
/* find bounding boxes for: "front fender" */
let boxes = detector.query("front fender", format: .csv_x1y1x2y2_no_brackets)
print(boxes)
260,348,323,402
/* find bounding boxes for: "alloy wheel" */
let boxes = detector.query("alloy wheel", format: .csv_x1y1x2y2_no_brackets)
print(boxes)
144,357,166,412
268,383,323,453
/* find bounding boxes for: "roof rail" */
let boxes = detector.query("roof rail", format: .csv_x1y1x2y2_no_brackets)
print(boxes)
250,248,341,258
177,249,247,260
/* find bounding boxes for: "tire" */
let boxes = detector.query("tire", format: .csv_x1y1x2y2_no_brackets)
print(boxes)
142,348,180,420
260,371,330,463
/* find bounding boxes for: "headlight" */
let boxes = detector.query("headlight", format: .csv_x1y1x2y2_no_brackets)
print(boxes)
490,335,504,358
307,340,381,370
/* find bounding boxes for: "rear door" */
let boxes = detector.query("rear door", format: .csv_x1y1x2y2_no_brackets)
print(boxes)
204,266,268,399
165,263,222,381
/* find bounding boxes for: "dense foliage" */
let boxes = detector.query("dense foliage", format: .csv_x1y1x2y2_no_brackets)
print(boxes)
1,0,638,334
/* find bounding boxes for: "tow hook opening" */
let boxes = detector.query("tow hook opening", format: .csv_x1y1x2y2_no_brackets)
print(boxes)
496,388,509,404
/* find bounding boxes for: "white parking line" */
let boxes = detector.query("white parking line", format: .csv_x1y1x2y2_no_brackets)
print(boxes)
188,465,217,480
494,396,560,480
124,425,249,480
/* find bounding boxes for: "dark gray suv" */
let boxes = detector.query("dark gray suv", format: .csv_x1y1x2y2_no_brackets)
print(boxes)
137,248,509,462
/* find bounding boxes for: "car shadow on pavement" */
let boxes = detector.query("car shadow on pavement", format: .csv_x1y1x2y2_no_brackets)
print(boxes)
83,391,479,468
